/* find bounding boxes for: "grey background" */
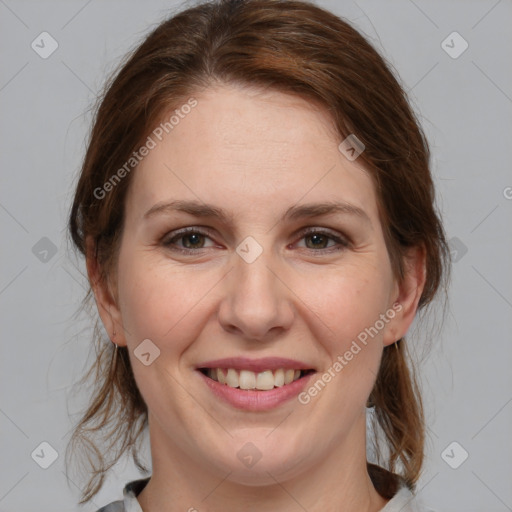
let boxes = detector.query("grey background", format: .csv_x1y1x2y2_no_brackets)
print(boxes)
1,0,511,510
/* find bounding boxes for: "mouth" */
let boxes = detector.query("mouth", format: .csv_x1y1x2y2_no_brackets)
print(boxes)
197,367,316,391
195,357,318,410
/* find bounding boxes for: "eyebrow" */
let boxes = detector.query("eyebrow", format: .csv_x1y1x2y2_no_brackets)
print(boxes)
143,199,371,226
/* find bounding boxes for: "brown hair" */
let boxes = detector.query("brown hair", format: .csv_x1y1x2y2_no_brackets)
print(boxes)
66,0,450,503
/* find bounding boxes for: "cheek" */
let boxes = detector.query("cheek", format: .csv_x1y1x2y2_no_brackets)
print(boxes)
293,261,392,396
116,249,215,346
115,252,209,400
296,262,392,342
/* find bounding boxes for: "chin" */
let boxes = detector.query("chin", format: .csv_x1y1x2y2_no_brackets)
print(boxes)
207,437,311,485
223,460,306,487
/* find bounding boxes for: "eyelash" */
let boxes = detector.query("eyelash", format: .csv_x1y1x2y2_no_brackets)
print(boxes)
161,227,350,255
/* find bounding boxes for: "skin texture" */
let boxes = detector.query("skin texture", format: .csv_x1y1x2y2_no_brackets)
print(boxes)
87,84,426,512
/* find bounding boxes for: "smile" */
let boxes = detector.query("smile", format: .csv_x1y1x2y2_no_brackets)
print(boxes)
195,356,317,410
199,367,316,390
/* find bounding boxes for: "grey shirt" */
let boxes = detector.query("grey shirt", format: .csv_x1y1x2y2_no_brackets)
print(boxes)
95,477,437,512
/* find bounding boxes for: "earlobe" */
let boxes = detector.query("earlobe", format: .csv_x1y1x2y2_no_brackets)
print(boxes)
383,245,427,346
85,236,127,347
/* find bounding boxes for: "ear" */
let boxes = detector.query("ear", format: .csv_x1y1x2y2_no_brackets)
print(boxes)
382,244,427,346
85,236,127,347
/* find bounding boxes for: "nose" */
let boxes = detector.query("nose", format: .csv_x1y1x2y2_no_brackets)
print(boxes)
217,246,295,342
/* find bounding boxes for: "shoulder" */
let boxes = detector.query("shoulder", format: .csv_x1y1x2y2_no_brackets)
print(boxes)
380,485,438,512
94,477,150,512
95,500,125,512
367,464,437,512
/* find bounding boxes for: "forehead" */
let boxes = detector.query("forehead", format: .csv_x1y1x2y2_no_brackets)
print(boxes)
126,84,379,225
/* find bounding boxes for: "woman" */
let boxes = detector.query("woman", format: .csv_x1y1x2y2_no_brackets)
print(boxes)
66,0,450,510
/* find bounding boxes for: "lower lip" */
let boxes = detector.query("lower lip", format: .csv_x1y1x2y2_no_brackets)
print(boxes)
197,370,315,411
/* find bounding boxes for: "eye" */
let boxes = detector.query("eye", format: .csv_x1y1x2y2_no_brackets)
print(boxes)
161,227,215,253
294,228,350,253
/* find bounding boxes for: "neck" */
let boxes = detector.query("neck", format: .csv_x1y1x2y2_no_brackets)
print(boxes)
137,412,389,512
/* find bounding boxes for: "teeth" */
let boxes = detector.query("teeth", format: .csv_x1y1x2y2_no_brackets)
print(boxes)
205,368,307,390
285,369,295,385
239,370,256,390
226,368,239,388
274,368,285,387
256,370,275,391
217,368,227,385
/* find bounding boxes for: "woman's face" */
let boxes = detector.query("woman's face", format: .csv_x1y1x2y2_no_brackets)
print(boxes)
93,84,422,483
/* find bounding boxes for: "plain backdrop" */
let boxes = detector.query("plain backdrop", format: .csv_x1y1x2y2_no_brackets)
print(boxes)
1,0,511,511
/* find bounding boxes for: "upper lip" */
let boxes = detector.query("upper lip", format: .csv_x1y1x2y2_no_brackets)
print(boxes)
196,357,316,373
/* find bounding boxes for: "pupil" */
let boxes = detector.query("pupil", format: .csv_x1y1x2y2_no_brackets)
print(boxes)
185,233,202,248
308,234,326,248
